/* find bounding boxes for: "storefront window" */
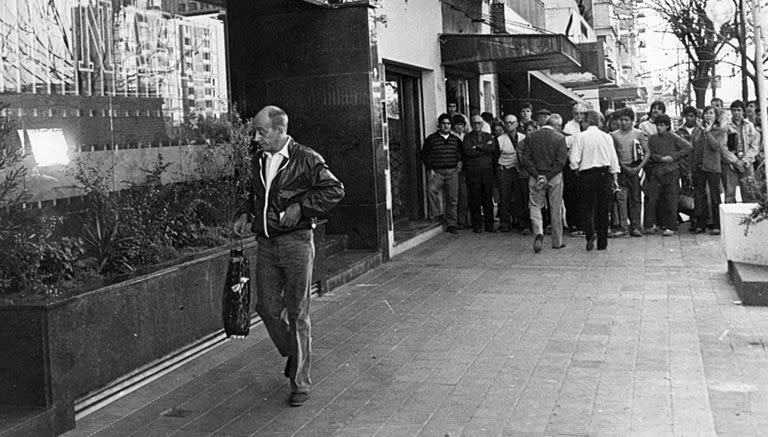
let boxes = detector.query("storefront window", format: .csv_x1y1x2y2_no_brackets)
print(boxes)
0,0,229,205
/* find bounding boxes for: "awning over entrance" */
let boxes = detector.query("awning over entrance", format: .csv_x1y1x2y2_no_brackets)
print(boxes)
439,34,582,74
528,71,589,106
599,86,647,103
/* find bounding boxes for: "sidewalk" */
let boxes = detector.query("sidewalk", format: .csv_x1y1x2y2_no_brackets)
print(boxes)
63,230,768,436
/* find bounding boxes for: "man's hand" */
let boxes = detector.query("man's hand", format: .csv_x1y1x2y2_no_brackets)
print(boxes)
736,159,749,173
233,213,250,236
661,156,674,163
535,175,547,190
280,203,302,228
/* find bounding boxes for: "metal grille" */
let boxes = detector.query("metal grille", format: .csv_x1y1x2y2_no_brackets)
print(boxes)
389,141,406,220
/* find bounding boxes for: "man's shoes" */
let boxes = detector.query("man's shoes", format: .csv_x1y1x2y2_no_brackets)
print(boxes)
553,243,566,249
485,225,496,233
289,392,309,407
608,230,627,238
597,246,607,251
570,229,585,237
662,229,675,237
447,226,459,234
643,226,657,235
284,356,293,378
499,224,511,232
521,228,532,236
710,228,721,235
472,227,483,233
586,234,597,251
630,228,643,237
533,234,544,253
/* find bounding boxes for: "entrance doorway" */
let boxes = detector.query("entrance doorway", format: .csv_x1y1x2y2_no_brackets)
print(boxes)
384,65,428,243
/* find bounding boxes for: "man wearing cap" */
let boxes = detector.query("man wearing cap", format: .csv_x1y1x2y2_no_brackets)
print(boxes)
644,114,692,236
462,115,499,232
723,100,760,203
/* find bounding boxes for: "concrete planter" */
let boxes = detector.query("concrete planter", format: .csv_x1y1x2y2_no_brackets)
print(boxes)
720,203,768,266
0,226,327,436
720,203,768,306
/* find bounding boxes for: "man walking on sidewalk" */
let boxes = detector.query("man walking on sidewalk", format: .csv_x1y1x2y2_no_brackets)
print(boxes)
234,106,345,407
519,114,569,252
423,113,463,233
570,111,621,251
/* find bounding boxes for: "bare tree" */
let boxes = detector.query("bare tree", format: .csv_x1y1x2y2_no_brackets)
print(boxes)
650,0,728,107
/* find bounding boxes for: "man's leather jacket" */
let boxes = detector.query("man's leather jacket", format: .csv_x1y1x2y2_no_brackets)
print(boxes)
244,137,344,238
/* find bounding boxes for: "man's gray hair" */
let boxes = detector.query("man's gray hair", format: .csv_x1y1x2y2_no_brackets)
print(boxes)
547,114,563,128
264,105,289,129
584,110,603,127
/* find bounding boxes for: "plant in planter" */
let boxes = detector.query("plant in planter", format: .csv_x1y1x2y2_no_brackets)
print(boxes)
739,166,768,235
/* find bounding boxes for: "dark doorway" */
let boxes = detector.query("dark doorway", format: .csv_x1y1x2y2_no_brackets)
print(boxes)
384,65,428,243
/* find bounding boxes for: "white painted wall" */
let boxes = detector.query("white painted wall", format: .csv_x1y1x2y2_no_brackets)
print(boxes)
376,0,445,132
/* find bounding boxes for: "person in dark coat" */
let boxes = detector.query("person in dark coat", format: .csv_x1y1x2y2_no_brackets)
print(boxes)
233,106,344,407
462,115,499,233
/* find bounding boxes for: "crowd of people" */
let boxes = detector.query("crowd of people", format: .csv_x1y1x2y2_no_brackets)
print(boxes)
422,97,765,252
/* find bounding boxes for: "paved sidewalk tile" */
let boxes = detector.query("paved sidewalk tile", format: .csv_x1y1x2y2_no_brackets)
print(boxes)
62,231,768,437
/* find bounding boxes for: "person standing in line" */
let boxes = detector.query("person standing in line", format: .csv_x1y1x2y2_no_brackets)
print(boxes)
643,114,693,236
563,102,588,237
610,107,650,237
497,114,525,232
639,100,666,141
447,98,469,129
674,106,700,222
519,115,568,252
518,102,534,134
570,111,621,251
723,100,761,203
462,115,499,233
422,113,463,234
712,97,732,126
233,106,345,407
451,115,471,229
690,106,728,234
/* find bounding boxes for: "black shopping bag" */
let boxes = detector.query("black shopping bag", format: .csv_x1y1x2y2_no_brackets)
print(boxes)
678,181,695,215
222,246,251,338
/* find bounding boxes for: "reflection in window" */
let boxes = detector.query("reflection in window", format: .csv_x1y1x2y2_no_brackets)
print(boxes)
0,0,229,203
23,128,71,167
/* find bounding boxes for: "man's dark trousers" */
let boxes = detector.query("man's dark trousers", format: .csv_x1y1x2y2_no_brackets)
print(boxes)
497,166,517,228
466,169,494,230
644,169,680,230
693,170,721,229
563,163,582,230
580,167,613,249
256,230,314,395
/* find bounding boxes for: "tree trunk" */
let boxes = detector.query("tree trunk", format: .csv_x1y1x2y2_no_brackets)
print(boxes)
691,76,710,108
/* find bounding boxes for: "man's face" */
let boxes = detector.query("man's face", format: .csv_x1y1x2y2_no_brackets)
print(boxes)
619,116,633,131
711,99,723,110
732,107,745,123
747,102,756,116
651,105,664,118
252,112,284,152
471,116,485,131
452,123,466,135
438,118,452,134
504,115,518,134
656,123,670,134
448,103,458,114
536,114,550,125
520,108,532,121
683,113,697,127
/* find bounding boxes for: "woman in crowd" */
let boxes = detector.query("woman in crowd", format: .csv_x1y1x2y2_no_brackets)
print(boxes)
689,106,727,235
